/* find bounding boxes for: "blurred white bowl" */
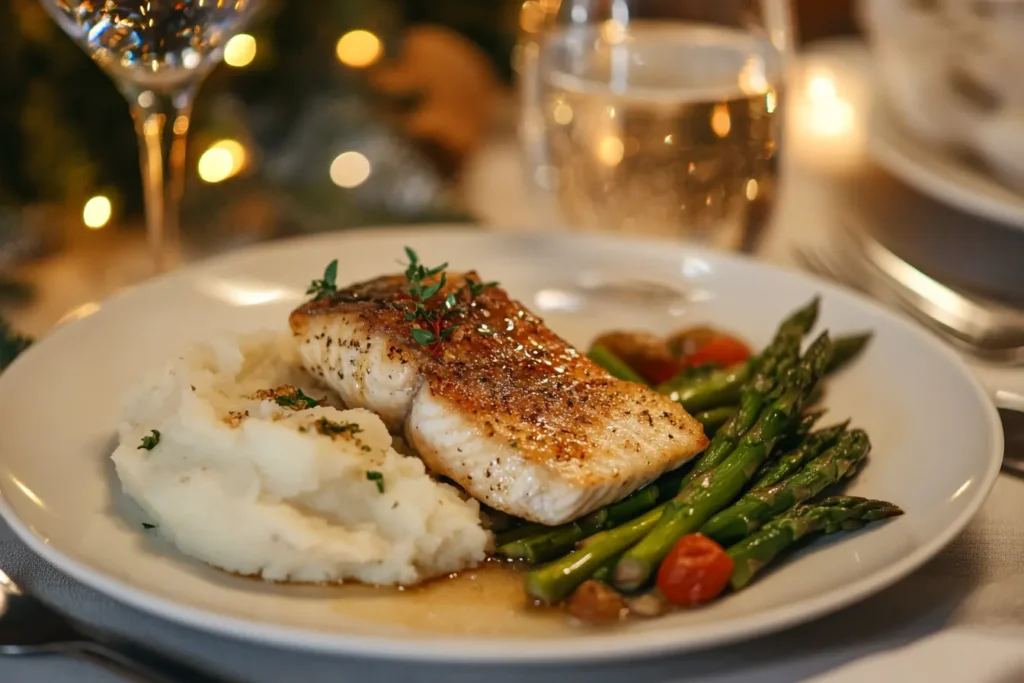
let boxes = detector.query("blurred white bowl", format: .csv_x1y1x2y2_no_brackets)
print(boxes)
859,0,1024,192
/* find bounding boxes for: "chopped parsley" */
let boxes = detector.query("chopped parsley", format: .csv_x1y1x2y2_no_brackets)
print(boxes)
273,388,323,410
306,259,339,301
137,430,161,451
314,418,362,438
366,470,385,493
142,523,157,530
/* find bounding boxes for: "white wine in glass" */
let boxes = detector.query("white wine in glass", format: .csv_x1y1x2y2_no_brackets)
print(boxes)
39,0,262,271
521,1,791,248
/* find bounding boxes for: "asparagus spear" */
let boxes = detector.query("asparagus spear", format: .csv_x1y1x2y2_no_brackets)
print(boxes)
524,509,663,603
728,496,903,589
588,345,646,384
661,360,752,412
499,469,688,563
612,332,832,591
494,522,548,547
659,329,867,415
655,363,722,394
498,484,662,563
775,409,827,454
700,429,870,546
752,421,849,489
676,298,820,487
826,332,872,374
675,340,796,489
693,407,737,435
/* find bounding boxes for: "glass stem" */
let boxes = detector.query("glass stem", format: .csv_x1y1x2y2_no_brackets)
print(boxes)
128,87,197,272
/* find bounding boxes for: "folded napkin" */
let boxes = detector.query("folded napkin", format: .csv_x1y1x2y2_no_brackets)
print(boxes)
806,628,1024,683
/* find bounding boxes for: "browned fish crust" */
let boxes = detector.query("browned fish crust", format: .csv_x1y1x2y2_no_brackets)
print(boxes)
290,272,707,472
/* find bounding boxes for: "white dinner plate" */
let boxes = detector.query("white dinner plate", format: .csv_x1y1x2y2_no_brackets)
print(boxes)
0,228,1003,662
869,104,1024,230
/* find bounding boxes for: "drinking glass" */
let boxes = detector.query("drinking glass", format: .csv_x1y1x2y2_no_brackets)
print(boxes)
517,0,792,247
39,0,263,271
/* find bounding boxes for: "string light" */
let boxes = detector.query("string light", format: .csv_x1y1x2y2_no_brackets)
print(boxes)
198,139,247,183
82,195,112,229
224,34,256,68
330,151,372,188
336,30,382,68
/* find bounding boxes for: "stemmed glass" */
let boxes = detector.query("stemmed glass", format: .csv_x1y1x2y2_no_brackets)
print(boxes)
39,0,263,271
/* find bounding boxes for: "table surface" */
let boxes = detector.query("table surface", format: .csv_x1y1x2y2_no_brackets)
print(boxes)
4,40,1024,683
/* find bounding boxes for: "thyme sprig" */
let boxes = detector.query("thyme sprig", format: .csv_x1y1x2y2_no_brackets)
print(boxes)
402,247,499,352
306,259,338,301
402,247,459,349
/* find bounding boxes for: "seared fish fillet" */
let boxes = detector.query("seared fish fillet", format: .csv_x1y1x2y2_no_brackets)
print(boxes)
289,272,707,525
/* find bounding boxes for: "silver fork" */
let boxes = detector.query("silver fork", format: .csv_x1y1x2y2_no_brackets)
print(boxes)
0,568,230,682
794,225,1024,363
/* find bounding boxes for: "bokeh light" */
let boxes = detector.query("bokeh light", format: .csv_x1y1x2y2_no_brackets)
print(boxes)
711,103,732,138
82,195,112,229
224,34,257,68
330,151,372,188
198,139,247,183
336,30,382,68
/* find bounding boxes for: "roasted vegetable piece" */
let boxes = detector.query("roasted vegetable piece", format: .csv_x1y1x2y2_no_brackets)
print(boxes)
681,333,752,368
566,580,626,622
589,331,681,385
656,533,734,606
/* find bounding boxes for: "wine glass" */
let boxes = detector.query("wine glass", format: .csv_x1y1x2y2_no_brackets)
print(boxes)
516,0,792,248
39,0,263,271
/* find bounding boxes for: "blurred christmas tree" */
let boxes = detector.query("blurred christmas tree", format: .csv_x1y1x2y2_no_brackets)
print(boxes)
0,0,518,255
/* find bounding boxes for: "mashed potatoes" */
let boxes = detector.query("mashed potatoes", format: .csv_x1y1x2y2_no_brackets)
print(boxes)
111,332,490,585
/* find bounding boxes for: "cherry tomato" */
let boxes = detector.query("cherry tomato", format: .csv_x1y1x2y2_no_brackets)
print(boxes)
590,331,682,385
683,334,751,368
656,533,734,606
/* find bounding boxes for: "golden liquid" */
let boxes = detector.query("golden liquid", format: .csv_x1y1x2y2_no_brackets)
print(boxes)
541,24,781,247
328,563,581,637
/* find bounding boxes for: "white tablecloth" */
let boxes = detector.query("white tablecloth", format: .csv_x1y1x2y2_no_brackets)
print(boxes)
4,41,1024,682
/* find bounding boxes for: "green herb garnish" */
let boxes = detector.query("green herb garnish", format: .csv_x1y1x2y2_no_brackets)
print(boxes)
138,430,161,451
465,276,499,298
274,388,323,410
306,259,339,301
366,470,385,493
402,248,498,351
314,418,363,438
403,247,452,348
142,523,157,530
